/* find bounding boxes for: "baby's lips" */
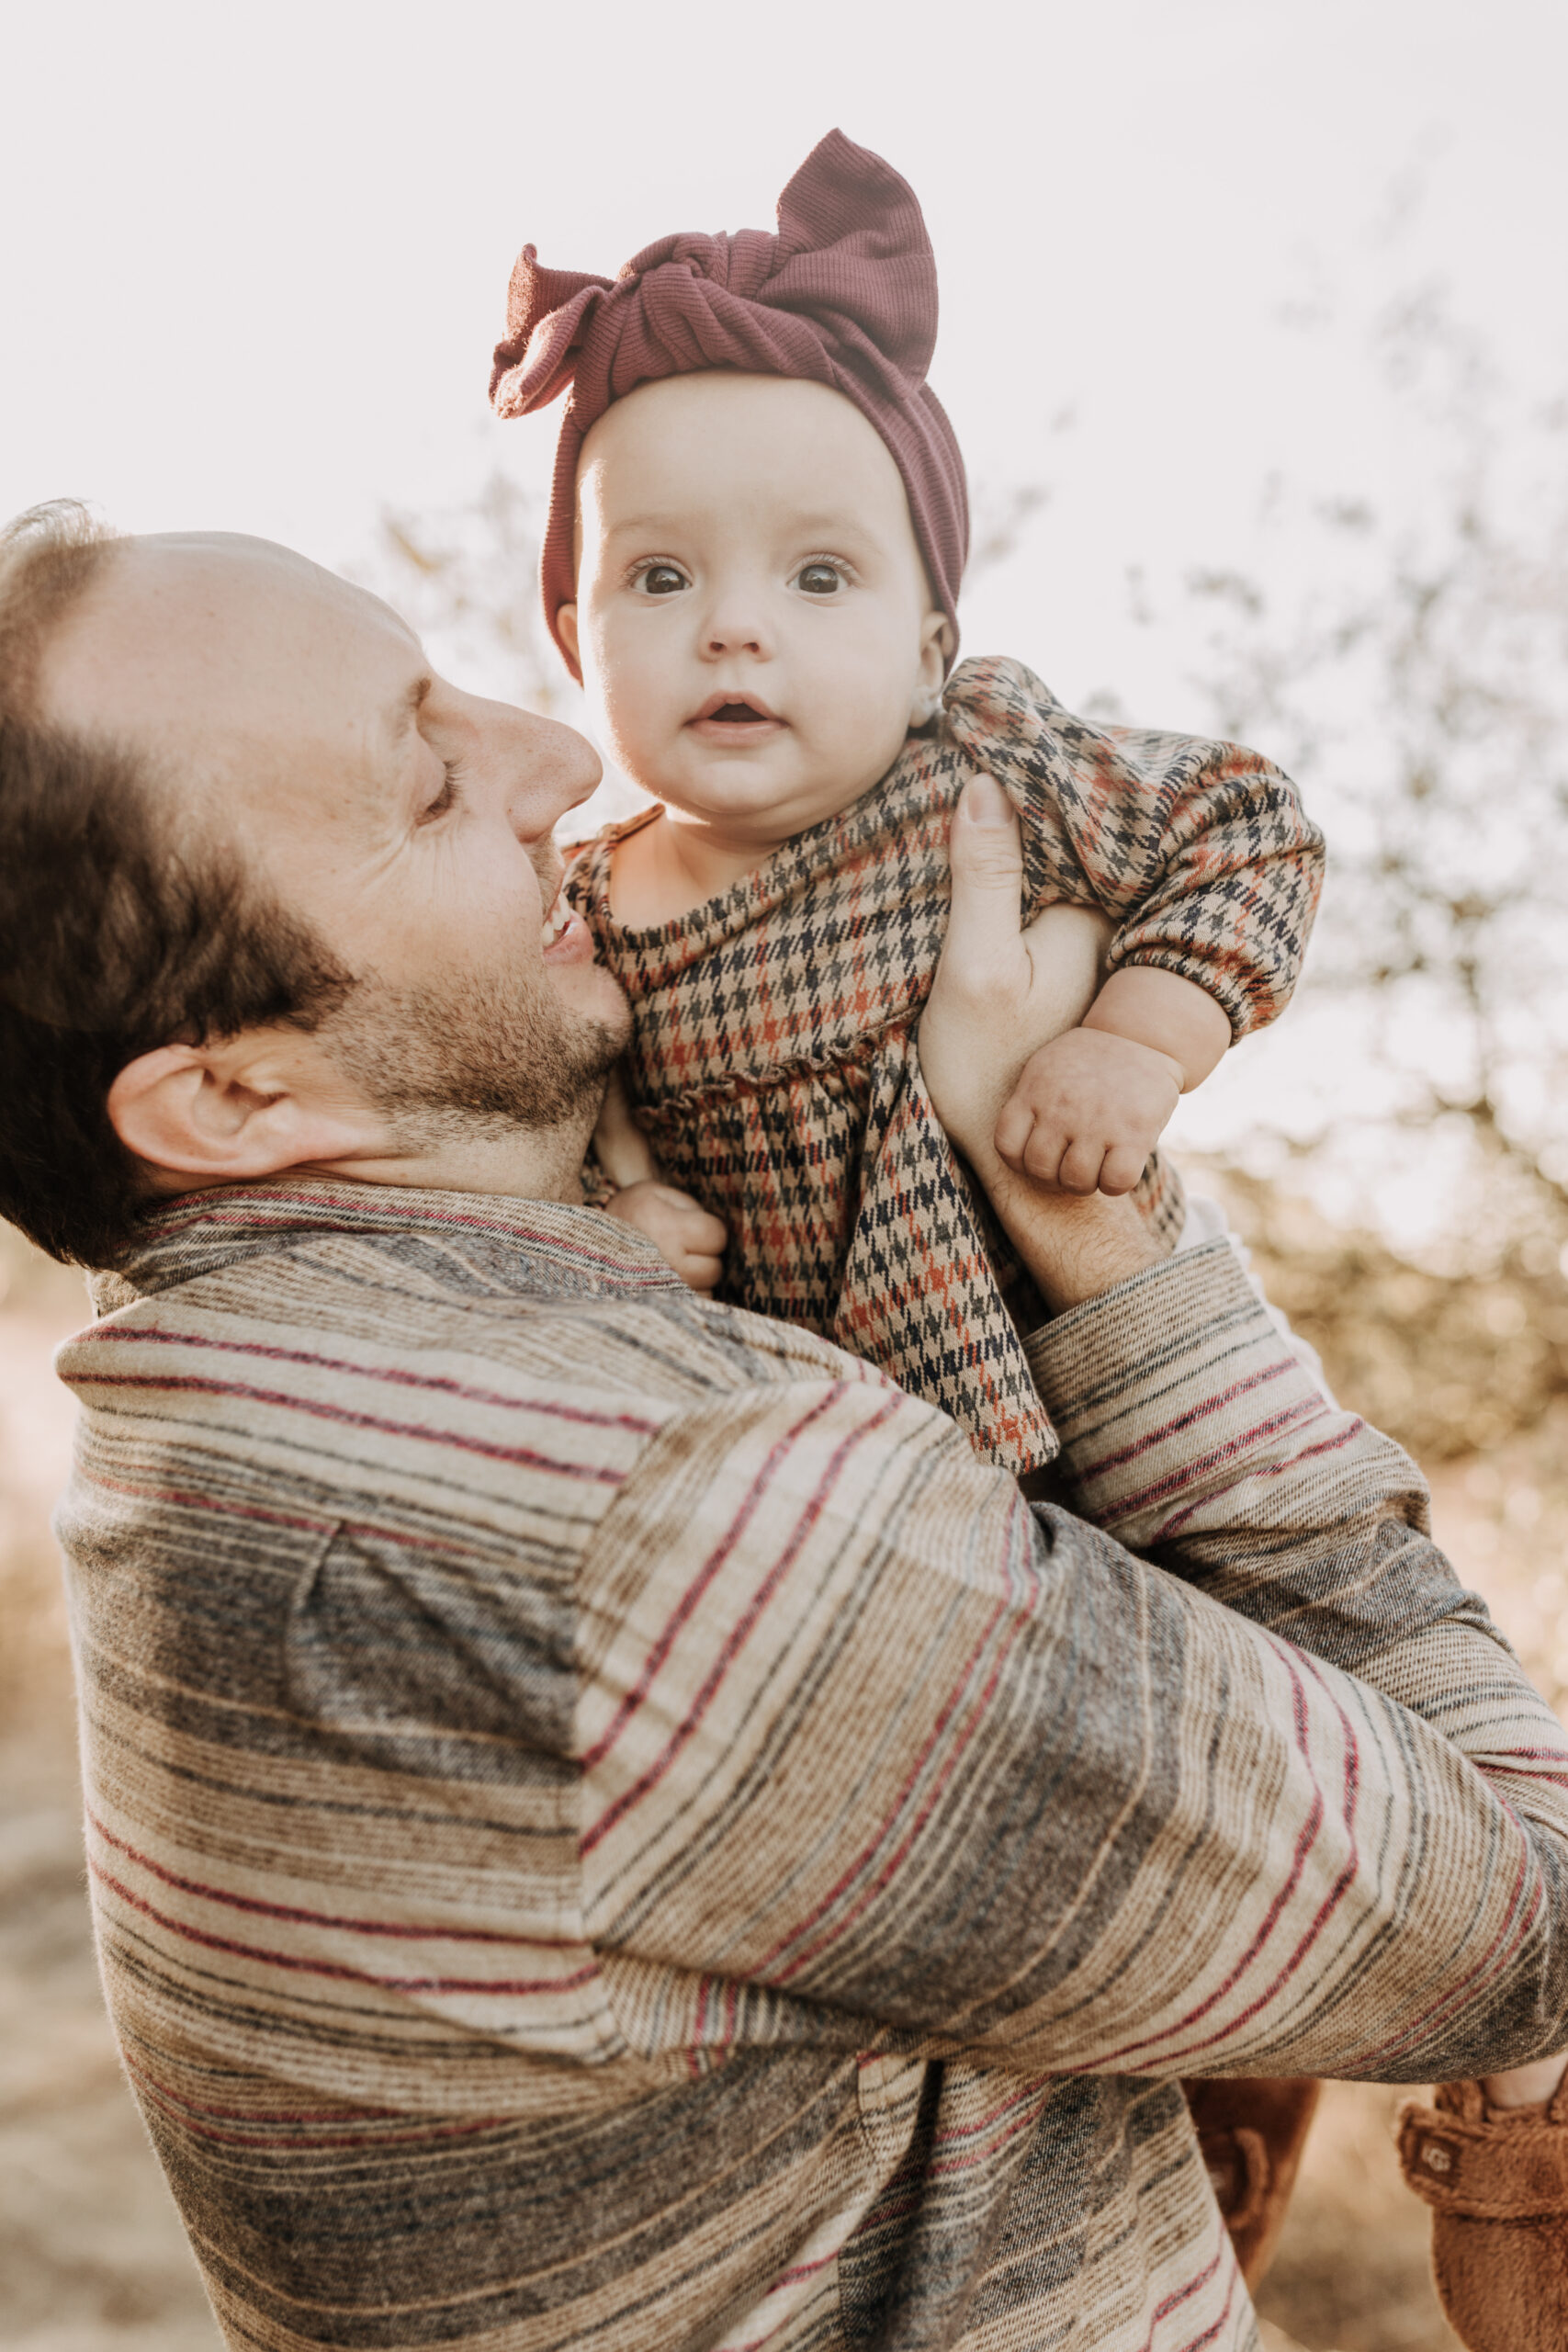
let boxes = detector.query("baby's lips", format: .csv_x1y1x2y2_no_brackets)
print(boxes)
689,689,784,724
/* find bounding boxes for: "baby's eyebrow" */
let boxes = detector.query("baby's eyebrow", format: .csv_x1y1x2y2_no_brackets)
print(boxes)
600,513,684,540
601,509,865,543
781,514,865,539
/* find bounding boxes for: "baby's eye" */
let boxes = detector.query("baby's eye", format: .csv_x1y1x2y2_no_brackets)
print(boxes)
794,560,847,597
633,562,690,597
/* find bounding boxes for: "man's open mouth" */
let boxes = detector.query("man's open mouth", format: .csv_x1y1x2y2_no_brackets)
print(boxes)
541,882,584,958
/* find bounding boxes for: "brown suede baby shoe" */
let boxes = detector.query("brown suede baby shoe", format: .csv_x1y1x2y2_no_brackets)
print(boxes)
1397,2075,1568,2351
1181,2077,1322,2287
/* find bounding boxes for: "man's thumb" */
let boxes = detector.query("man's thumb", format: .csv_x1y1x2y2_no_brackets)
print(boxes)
948,775,1025,947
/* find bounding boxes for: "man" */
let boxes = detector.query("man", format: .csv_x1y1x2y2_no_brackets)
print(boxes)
4,503,1565,2352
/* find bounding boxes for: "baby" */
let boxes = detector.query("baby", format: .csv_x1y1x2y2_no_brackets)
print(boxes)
491,130,1323,1480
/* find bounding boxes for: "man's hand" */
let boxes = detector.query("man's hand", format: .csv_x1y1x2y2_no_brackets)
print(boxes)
995,1027,1181,1197
919,775,1111,1173
921,775,1163,1312
604,1180,728,1294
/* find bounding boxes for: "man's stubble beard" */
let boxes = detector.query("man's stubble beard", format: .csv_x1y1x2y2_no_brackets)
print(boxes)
322,958,629,1149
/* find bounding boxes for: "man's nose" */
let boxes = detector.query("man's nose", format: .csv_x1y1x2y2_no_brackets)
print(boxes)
507,709,603,842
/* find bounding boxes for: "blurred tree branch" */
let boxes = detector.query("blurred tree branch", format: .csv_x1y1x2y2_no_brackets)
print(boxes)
355,472,567,718
1184,283,1568,1267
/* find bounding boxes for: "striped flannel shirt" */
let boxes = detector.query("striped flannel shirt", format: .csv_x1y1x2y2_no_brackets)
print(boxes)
53,1178,1568,2352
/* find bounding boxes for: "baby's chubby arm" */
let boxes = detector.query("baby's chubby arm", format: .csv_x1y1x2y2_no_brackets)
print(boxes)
995,967,1232,1197
592,1068,728,1294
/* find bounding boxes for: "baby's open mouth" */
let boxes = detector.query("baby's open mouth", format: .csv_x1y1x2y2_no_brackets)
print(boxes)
689,692,784,731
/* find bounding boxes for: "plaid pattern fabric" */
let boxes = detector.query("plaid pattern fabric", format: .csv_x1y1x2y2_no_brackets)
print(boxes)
53,1184,1568,2352
571,656,1322,1476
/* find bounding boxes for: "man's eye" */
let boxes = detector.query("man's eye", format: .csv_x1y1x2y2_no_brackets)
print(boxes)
419,761,462,822
795,560,845,596
636,563,690,597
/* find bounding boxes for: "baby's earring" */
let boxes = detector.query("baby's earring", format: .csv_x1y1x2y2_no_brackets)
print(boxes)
910,685,942,729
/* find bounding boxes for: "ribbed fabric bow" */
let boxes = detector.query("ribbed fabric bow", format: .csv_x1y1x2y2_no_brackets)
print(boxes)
489,130,969,677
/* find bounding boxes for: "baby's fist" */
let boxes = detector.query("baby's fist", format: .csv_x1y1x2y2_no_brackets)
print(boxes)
604,1180,728,1293
993,1028,1182,1197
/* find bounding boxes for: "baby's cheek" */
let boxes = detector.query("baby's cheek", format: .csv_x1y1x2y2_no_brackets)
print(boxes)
818,660,922,791
595,658,678,781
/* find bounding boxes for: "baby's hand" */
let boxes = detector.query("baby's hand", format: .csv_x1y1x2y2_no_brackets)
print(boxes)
593,1065,662,1191
604,1180,728,1294
993,1027,1183,1197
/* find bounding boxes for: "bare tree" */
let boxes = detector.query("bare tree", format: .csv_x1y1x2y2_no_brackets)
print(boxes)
360,471,564,714
1184,287,1568,1272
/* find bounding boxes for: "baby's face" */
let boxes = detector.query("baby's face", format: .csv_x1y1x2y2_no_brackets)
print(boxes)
559,374,950,846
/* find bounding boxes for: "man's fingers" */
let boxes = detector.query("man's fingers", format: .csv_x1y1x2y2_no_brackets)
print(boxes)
945,775,1024,987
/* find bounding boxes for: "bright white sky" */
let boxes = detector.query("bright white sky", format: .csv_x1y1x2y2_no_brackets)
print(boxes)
6,0,1566,1231
8,0,1563,699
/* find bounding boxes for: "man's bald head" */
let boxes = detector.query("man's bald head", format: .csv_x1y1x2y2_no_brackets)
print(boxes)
0,508,618,1268
0,507,358,1266
39,533,393,820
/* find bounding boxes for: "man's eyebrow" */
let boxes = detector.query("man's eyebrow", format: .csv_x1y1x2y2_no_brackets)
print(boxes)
385,677,435,808
387,673,434,742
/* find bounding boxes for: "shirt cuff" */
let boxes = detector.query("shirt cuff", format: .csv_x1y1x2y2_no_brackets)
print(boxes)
1022,1238,1331,1546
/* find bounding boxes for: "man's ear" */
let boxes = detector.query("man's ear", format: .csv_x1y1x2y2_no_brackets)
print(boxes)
908,610,954,729
556,602,580,669
107,1034,385,1189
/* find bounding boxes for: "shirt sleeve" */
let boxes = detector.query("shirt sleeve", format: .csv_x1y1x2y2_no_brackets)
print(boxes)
575,1246,1568,2085
941,655,1325,1038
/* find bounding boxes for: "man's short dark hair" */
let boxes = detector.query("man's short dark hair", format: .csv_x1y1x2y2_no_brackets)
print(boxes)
0,503,352,1267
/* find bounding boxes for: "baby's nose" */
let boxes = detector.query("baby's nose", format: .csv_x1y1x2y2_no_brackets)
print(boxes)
706,622,766,655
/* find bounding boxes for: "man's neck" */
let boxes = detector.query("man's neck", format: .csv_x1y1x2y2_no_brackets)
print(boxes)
312,1116,595,1207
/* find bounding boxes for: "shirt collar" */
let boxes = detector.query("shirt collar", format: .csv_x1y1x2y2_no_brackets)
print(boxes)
91,1175,682,1314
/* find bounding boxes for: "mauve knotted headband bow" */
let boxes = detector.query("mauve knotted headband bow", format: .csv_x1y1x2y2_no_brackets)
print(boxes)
489,129,969,679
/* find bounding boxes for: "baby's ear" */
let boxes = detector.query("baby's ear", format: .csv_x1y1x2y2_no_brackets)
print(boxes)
908,608,953,728
557,602,580,666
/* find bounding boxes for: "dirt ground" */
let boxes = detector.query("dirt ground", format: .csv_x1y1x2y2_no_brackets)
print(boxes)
4,1228,1561,2352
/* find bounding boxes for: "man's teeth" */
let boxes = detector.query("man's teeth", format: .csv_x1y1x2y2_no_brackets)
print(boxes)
541,901,570,947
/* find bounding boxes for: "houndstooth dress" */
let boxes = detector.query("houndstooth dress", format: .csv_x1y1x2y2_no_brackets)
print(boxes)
570,657,1322,1474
